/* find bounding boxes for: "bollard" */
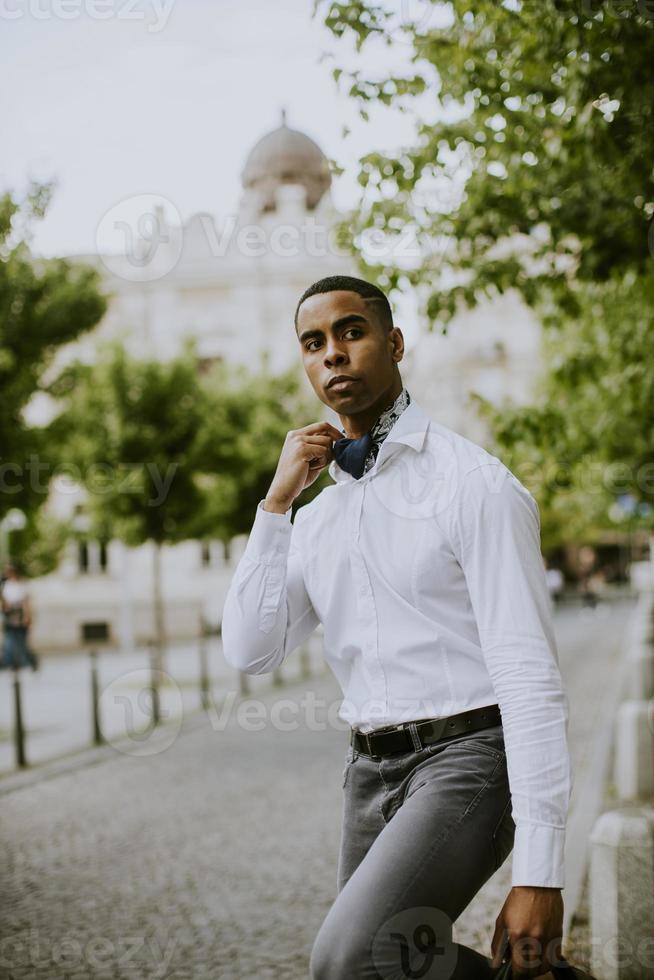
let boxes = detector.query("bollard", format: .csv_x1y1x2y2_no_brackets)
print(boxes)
89,648,104,746
299,644,311,680
626,644,654,701
614,700,654,801
590,806,654,980
629,595,654,646
198,620,211,711
238,671,250,697
148,639,161,727
12,667,27,768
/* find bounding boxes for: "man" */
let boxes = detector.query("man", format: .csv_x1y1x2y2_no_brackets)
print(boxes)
222,275,575,979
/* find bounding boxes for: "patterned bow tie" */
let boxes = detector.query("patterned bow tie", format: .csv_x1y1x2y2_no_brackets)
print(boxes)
332,431,374,479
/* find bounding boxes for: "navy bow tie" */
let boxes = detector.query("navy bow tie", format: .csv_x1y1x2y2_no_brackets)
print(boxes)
332,431,374,479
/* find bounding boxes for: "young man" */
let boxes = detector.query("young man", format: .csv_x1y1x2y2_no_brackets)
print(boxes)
222,275,574,979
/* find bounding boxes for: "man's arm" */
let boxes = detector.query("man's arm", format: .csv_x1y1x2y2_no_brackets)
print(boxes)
449,461,573,889
222,418,341,675
221,500,320,675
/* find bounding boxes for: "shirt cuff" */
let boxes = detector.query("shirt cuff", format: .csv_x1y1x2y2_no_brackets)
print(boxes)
242,499,293,562
511,823,566,888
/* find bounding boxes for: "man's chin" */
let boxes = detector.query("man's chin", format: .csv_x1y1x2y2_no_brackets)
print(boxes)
327,396,369,418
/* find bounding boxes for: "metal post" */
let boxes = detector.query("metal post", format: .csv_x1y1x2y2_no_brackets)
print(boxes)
299,645,311,680
89,648,104,745
148,639,161,727
272,666,283,687
238,671,250,697
198,618,211,711
12,667,27,768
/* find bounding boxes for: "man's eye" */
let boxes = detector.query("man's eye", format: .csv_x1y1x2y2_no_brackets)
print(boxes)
305,328,361,351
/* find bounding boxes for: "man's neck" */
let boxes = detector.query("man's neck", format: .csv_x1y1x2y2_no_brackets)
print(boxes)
339,378,404,439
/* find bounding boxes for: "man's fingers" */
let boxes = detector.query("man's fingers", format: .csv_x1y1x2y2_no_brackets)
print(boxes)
300,434,334,449
511,935,547,978
490,923,509,969
302,447,331,466
302,439,333,456
301,421,344,440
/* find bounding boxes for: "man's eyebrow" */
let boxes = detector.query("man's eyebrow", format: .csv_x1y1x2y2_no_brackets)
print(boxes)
297,313,368,344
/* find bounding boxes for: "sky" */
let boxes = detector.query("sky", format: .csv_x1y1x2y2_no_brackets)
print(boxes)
1,0,440,261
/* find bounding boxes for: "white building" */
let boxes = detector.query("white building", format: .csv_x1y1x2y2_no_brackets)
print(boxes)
28,113,544,652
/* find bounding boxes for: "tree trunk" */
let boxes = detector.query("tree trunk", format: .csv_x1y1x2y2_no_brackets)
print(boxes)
152,541,166,673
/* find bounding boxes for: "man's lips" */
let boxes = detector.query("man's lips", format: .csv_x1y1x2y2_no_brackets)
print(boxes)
327,376,359,390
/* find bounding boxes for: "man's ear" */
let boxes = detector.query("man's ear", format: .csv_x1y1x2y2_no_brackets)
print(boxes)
390,326,405,362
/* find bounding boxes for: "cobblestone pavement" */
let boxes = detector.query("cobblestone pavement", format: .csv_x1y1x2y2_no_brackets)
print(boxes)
0,597,635,979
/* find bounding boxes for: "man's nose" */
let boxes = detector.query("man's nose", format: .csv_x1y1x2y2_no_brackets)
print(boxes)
323,341,347,366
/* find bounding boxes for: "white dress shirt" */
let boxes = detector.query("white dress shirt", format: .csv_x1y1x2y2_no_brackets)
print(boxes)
221,397,573,888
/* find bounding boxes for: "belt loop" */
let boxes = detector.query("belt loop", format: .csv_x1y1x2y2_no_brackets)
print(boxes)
407,721,422,751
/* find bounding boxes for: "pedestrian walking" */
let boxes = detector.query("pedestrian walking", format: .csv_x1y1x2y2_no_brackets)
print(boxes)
544,561,565,608
222,276,594,979
1,560,39,671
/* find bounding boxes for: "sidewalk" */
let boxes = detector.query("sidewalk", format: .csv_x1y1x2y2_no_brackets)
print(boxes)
0,634,325,776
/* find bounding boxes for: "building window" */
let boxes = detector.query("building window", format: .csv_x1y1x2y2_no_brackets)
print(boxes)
78,539,109,575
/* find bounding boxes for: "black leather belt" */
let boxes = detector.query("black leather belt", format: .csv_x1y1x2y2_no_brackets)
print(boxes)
350,704,502,758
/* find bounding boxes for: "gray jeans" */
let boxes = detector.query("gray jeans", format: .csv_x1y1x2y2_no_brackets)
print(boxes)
310,722,515,980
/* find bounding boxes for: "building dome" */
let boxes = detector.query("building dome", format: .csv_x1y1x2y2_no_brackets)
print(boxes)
241,110,331,212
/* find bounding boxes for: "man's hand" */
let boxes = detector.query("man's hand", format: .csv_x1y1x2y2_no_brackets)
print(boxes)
491,886,564,978
264,421,344,513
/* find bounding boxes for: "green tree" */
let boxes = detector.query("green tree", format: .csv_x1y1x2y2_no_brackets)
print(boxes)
471,271,654,549
47,342,325,653
0,181,107,552
9,509,71,579
318,0,654,544
47,339,214,660
317,0,654,320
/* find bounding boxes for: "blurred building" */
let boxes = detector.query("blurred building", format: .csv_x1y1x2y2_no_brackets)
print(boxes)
29,113,546,652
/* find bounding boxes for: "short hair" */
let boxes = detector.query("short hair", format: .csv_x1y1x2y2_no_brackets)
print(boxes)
294,275,394,333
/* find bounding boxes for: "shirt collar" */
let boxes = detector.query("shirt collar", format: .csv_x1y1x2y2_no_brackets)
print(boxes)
369,386,411,444
328,395,431,484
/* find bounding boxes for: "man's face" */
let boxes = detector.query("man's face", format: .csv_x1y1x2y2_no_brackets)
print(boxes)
295,290,403,412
